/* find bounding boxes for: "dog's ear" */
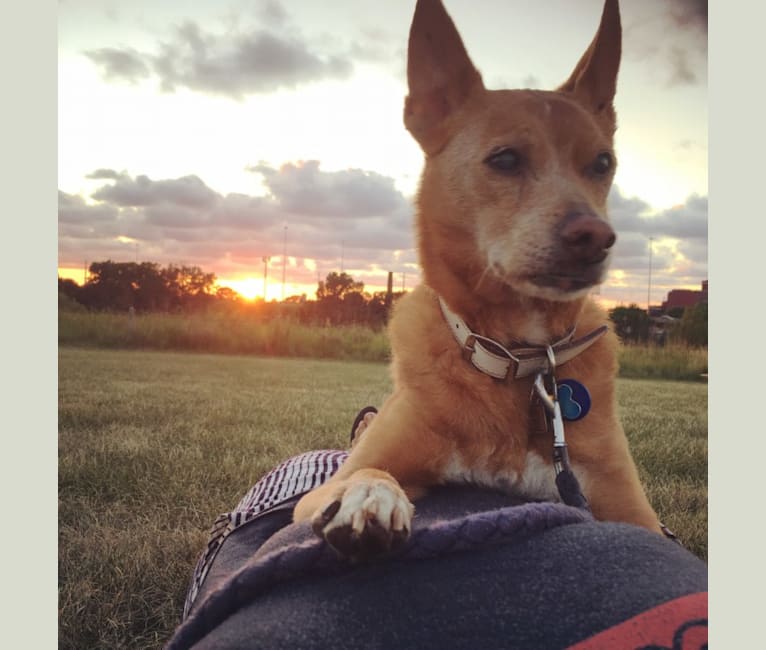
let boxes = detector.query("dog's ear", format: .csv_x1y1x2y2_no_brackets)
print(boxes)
558,0,621,128
404,0,485,155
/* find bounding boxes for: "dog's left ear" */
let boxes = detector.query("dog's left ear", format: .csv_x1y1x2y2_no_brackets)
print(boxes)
404,0,485,155
558,0,621,128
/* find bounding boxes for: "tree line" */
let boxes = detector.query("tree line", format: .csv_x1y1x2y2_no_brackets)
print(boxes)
608,303,707,347
59,260,707,345
58,261,403,328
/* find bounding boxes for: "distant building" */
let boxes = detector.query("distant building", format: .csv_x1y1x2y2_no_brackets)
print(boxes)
661,280,708,312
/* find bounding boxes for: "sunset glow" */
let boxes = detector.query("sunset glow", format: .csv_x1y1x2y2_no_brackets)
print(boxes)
217,276,318,302
58,0,707,307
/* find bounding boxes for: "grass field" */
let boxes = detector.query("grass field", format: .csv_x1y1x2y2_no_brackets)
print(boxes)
59,346,707,649
58,309,707,381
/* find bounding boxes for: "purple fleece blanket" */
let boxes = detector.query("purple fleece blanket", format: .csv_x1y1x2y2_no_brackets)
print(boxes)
167,492,592,649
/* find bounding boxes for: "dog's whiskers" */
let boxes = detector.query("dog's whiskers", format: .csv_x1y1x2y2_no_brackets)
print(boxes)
473,261,505,293
473,264,495,293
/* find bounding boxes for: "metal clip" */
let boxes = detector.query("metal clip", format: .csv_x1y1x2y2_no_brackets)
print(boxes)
546,345,557,377
533,372,555,413
533,370,567,473
533,367,590,510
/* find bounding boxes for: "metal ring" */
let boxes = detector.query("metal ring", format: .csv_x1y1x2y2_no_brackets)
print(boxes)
546,345,556,372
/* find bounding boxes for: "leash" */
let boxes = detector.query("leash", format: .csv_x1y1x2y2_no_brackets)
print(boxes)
532,348,590,510
438,295,682,543
534,365,681,543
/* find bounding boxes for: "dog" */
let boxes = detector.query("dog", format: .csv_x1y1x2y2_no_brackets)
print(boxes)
293,0,663,559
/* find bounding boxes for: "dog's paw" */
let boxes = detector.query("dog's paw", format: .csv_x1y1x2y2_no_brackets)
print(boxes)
311,474,414,560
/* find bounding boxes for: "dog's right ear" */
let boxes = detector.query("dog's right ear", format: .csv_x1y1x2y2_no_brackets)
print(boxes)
557,0,621,131
404,0,485,155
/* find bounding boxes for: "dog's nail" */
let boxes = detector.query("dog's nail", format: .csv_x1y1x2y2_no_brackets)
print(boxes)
391,526,410,551
312,500,342,536
322,500,341,520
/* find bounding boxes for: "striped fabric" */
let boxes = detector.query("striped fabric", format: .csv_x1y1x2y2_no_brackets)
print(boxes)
182,449,349,619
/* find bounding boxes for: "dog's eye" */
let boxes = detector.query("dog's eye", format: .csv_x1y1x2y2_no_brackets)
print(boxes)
485,148,523,173
591,152,614,176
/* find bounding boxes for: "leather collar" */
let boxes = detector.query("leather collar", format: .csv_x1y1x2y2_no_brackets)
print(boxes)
438,297,608,380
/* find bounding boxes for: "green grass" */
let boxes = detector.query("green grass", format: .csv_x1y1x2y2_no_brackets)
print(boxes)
617,343,708,381
59,310,707,381
616,378,708,554
58,310,391,362
59,347,707,649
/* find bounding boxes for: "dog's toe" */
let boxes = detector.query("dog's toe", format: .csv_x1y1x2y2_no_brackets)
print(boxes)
312,477,413,560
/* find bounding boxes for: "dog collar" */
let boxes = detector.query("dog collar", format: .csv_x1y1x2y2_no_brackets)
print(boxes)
438,297,608,380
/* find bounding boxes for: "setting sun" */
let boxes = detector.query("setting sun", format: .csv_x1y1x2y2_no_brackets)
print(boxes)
220,277,264,301
217,276,320,302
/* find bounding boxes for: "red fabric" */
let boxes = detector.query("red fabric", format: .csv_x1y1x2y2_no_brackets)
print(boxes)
568,591,707,649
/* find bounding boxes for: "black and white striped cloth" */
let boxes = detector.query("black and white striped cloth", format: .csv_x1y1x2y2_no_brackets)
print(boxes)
183,449,349,619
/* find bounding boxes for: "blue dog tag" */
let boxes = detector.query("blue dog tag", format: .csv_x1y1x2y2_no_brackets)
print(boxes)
557,379,591,421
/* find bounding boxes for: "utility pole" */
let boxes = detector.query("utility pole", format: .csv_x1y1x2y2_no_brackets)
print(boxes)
83,260,88,285
262,256,271,301
281,225,287,301
340,240,345,273
647,237,654,314
402,272,406,292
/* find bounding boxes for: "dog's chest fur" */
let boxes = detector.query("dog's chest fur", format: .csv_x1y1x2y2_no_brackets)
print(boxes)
440,449,584,502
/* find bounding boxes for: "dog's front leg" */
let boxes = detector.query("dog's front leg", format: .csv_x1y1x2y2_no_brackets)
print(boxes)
294,467,416,560
572,420,664,534
294,392,441,560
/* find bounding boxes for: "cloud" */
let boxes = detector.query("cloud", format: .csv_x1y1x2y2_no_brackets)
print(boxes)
86,169,128,181
59,163,416,283
85,10,355,100
59,173,706,298
625,0,707,87
349,27,397,64
84,47,150,83
667,46,698,86
256,0,288,27
669,0,708,36
609,188,708,240
90,172,219,208
250,160,409,218
58,191,119,225
605,185,707,295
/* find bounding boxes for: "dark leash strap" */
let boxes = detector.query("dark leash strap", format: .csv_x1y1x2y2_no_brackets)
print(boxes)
533,367,591,512
533,356,682,544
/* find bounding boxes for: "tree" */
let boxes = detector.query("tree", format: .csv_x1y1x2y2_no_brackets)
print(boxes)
161,265,216,310
76,260,218,312
58,277,81,302
677,302,707,347
79,260,138,311
215,286,241,302
316,272,365,301
608,304,650,343
316,272,367,325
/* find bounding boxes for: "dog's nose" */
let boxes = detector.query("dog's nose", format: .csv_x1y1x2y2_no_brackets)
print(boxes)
560,213,616,264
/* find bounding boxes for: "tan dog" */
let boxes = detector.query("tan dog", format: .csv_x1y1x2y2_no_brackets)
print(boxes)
294,0,662,558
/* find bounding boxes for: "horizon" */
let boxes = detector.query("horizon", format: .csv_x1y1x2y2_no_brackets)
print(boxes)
58,0,707,309
58,258,707,313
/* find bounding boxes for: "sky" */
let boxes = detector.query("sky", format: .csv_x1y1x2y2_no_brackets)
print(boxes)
58,0,708,307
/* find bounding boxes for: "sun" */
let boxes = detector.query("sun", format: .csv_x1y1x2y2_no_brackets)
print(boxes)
218,277,264,301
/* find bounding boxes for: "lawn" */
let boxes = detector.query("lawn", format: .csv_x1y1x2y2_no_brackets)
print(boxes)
58,347,707,649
